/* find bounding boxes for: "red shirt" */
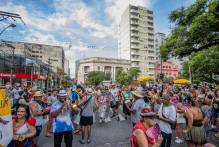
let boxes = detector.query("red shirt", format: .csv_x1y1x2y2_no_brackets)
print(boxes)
131,122,154,147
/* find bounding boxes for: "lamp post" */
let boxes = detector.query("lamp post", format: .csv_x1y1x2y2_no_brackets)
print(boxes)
0,24,16,36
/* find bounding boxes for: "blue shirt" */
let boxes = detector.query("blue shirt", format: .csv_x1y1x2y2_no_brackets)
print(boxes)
51,101,73,133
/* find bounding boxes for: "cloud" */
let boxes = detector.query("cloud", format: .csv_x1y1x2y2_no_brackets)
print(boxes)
0,0,152,78
105,0,152,25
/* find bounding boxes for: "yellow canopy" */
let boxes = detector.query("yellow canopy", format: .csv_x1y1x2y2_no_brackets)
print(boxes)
138,76,153,83
173,79,191,85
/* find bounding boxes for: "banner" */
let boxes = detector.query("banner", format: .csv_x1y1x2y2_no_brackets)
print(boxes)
0,88,13,147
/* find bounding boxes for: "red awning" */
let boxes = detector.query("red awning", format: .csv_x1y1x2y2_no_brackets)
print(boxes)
0,72,47,80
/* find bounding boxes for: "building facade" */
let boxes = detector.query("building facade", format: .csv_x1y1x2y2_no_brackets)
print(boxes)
0,41,65,73
118,4,155,77
155,60,179,79
0,41,65,88
64,59,70,77
76,57,130,84
154,32,166,62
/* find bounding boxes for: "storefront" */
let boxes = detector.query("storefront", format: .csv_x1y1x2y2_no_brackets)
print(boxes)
0,72,47,88
0,54,58,89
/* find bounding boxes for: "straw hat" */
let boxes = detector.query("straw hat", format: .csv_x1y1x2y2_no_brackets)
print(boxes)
132,90,144,98
34,91,43,97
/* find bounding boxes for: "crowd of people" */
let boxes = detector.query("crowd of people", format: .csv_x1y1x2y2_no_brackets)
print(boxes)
1,81,219,147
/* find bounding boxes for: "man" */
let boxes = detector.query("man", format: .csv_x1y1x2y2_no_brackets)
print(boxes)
50,90,73,147
157,93,176,147
110,85,120,119
130,90,146,126
45,89,58,137
11,83,22,106
79,88,98,144
29,91,44,147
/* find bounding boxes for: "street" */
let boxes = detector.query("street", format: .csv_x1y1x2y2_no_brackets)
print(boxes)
39,113,219,147
39,115,131,147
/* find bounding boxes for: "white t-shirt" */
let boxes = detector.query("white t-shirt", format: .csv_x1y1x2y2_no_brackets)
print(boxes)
131,99,146,123
157,103,176,134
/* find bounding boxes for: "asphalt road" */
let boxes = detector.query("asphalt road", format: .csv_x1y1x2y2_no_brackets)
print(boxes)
39,114,219,147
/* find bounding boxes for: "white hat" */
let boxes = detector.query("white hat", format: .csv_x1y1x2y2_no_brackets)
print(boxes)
86,88,94,94
58,90,68,97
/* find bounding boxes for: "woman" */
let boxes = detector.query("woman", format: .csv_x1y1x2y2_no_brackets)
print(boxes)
212,89,219,137
8,104,36,147
131,108,163,147
183,99,207,147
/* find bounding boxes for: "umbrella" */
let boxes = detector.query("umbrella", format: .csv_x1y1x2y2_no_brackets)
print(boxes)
173,79,191,85
138,76,153,83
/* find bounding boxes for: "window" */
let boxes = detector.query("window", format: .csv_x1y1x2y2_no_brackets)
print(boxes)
98,66,100,71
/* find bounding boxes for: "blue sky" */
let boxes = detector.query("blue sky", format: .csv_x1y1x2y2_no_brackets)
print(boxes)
0,0,195,77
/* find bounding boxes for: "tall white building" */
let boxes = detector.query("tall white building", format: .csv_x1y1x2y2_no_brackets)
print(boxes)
118,4,155,77
154,32,166,62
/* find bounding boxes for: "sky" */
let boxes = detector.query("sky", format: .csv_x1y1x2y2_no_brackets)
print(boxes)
0,0,195,78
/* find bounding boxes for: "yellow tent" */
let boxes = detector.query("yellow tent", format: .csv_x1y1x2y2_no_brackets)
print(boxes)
138,76,153,83
173,79,191,85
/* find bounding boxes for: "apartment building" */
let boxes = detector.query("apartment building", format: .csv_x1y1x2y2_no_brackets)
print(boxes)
118,4,155,77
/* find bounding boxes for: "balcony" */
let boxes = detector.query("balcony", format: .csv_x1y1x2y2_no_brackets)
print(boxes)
131,58,141,62
131,32,139,37
130,9,139,14
131,44,140,49
130,21,139,26
131,51,140,55
131,38,140,43
130,15,139,19
130,26,139,31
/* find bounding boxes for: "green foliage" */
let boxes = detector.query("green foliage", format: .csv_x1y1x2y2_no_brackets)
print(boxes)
181,46,219,83
160,0,219,60
116,67,141,85
163,76,174,83
85,71,111,86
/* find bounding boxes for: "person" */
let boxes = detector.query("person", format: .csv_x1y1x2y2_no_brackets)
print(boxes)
11,83,23,107
79,88,98,144
122,87,133,119
8,104,36,147
212,89,219,137
110,85,120,120
29,91,44,147
157,93,176,147
183,99,207,147
175,97,186,144
45,89,58,137
131,107,163,147
131,90,146,126
50,90,73,147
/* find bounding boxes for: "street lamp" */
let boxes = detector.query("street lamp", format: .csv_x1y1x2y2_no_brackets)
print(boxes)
0,23,16,35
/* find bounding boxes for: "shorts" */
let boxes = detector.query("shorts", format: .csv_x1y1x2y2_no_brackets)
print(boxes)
213,111,219,118
110,101,119,109
80,116,93,126
177,123,186,129
35,125,42,137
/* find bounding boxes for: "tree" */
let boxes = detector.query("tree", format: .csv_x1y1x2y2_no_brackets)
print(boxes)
116,67,141,85
160,0,219,60
181,46,219,83
85,71,111,86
